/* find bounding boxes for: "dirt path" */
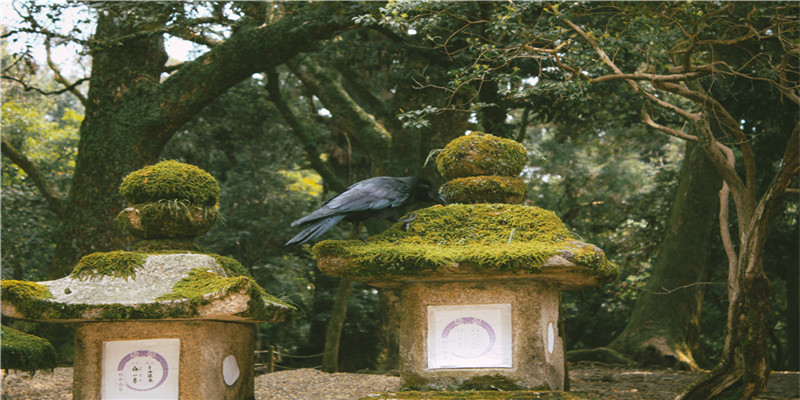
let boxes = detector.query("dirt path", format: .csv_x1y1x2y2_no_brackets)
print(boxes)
2,362,798,399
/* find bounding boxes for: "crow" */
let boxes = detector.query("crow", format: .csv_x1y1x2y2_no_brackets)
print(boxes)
285,176,447,246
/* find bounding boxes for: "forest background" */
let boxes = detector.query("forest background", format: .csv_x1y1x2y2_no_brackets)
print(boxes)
1,2,797,400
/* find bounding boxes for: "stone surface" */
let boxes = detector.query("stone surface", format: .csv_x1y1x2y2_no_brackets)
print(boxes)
46,254,226,305
73,320,255,400
1,254,293,323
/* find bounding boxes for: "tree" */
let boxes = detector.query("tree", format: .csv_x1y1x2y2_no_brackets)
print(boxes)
609,142,721,371
3,2,364,277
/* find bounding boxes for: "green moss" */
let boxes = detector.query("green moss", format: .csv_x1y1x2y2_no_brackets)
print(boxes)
155,268,292,321
458,375,525,391
133,239,204,253
440,176,528,204
116,201,219,239
210,254,251,277
313,203,617,281
70,251,147,280
436,132,528,180
119,160,220,206
1,326,57,374
359,391,585,399
1,280,54,318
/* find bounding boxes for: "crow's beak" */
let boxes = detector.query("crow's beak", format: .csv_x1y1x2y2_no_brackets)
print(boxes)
431,190,448,205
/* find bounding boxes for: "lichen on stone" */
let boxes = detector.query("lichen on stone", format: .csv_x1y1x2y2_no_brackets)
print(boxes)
0,326,57,374
313,203,618,282
70,251,147,280
440,176,528,204
435,132,528,180
119,160,220,206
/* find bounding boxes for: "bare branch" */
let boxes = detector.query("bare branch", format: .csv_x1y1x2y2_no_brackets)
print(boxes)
1,137,67,217
1,74,90,97
45,39,88,106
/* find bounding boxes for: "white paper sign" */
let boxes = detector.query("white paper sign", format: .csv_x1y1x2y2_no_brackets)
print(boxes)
427,304,512,369
101,339,180,399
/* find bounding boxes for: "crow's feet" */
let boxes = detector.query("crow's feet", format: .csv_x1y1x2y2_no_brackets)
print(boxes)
397,214,417,231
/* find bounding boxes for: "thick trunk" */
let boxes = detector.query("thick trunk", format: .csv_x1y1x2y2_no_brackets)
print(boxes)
50,6,169,277
609,142,721,370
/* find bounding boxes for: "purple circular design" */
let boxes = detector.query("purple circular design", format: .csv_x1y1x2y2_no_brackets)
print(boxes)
117,350,169,391
441,317,496,358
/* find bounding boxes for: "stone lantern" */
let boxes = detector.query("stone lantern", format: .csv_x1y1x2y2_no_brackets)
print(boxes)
1,161,293,400
312,132,617,390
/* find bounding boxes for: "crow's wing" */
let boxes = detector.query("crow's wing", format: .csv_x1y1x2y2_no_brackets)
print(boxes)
290,177,412,227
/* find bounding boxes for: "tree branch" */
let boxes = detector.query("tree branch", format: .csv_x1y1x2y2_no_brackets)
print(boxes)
265,68,346,193
1,137,67,217
45,39,88,106
1,74,90,97
287,54,392,160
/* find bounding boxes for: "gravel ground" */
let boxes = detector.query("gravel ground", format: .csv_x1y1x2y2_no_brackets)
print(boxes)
0,367,403,400
2,364,797,400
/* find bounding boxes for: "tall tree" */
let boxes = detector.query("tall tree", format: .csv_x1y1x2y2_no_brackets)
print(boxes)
2,2,364,277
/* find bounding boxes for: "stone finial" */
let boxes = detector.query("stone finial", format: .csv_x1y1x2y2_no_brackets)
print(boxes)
116,160,220,248
436,132,528,204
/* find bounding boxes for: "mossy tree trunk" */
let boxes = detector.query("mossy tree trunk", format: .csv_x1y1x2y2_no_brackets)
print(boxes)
46,3,357,277
609,142,721,370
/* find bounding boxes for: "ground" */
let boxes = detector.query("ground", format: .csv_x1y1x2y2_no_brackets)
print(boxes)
1,362,797,399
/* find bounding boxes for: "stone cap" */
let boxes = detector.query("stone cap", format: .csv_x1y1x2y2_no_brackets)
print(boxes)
1,253,293,323
313,203,618,290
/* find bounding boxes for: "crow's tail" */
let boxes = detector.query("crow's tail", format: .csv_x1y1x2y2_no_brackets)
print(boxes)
285,215,346,246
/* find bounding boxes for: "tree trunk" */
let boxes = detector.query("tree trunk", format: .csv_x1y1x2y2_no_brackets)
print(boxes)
50,4,169,277
322,277,353,372
609,142,721,370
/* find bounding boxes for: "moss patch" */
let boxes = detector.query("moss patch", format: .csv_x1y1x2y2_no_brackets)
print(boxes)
436,132,527,180
1,326,57,374
359,391,584,399
119,160,220,206
70,251,147,280
313,203,617,281
458,375,525,391
117,201,219,239
155,268,292,320
440,176,528,204
133,239,204,253
1,280,54,317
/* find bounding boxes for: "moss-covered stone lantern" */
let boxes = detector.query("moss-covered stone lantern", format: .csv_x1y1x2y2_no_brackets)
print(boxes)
1,160,293,400
313,132,617,391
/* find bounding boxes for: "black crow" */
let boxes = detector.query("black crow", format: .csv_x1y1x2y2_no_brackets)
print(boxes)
285,176,446,246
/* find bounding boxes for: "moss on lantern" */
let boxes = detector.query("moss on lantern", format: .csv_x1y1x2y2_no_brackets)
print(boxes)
435,132,527,180
70,251,147,280
312,203,617,281
119,160,220,207
116,201,219,239
155,268,291,321
440,176,528,204
1,326,57,374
